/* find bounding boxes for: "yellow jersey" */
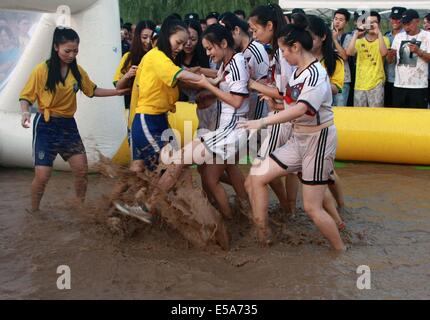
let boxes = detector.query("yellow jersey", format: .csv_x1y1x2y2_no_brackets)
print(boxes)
20,61,97,122
354,36,390,90
321,57,345,92
135,47,182,115
113,52,131,86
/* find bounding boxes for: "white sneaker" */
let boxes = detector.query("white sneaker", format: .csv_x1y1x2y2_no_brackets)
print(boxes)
113,201,153,224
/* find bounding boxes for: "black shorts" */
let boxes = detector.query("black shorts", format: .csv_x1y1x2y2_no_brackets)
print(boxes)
392,87,428,109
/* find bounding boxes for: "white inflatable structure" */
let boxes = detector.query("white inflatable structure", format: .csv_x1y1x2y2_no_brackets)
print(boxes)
0,0,125,170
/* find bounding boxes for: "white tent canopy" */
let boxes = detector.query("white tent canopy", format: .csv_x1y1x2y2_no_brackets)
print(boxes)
0,0,98,13
280,0,430,10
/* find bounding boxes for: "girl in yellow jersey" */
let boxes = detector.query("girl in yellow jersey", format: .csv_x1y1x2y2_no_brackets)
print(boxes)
19,27,128,212
113,19,220,222
114,20,156,117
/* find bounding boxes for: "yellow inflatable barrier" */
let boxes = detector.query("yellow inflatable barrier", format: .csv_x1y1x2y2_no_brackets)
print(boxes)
113,105,430,166
334,107,430,165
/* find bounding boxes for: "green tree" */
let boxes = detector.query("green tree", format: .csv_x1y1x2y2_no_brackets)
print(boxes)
119,0,269,24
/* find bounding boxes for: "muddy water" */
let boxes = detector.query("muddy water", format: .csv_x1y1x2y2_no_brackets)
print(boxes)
0,163,429,299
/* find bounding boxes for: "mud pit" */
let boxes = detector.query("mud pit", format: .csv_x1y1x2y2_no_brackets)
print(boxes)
0,163,429,299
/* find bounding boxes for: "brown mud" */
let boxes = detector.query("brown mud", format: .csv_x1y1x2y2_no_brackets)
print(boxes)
0,162,429,299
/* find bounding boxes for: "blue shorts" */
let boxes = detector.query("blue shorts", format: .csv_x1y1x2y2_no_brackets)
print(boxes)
131,113,171,171
32,113,86,167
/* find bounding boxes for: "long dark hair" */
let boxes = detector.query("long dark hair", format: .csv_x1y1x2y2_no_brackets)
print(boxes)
219,11,249,33
157,17,187,63
249,3,287,50
122,20,156,74
307,15,340,77
177,19,209,68
278,16,313,51
46,27,81,93
202,24,235,49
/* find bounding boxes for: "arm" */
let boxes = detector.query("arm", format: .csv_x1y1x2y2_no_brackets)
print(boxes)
249,79,283,100
377,29,388,57
333,31,348,61
94,87,130,97
20,99,32,128
346,31,359,57
188,74,246,109
238,102,308,129
115,65,138,90
331,83,339,95
409,45,430,63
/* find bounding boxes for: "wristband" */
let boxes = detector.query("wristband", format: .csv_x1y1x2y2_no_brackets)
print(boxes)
22,111,30,115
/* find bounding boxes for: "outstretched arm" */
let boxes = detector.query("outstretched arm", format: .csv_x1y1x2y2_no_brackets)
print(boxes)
94,87,130,97
238,102,308,129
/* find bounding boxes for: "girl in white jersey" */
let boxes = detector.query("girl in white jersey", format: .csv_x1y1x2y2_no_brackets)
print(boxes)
238,21,346,251
141,24,251,222
247,4,299,215
219,12,270,120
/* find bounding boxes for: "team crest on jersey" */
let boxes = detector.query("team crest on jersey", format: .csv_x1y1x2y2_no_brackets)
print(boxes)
73,83,79,93
38,151,45,160
284,82,305,104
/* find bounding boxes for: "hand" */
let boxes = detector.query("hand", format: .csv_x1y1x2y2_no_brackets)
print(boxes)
188,66,201,74
208,74,222,87
21,112,31,128
387,49,397,59
237,118,267,130
408,43,420,54
116,88,131,96
248,79,256,90
189,74,211,89
355,26,366,38
332,28,339,41
372,23,380,35
125,65,138,79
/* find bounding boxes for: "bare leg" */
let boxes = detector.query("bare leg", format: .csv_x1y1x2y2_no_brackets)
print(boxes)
246,158,288,244
129,160,145,173
285,173,299,215
268,178,290,213
302,184,345,251
202,164,233,219
328,170,346,210
68,154,89,203
198,164,215,202
323,188,344,227
31,166,53,211
225,165,247,200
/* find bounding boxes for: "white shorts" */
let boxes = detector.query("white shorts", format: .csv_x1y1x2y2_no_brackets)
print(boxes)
201,113,248,162
270,125,337,185
257,111,293,159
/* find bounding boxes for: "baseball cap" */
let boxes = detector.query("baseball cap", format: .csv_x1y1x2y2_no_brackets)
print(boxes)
390,7,407,20
401,9,420,24
206,12,220,21
184,13,199,21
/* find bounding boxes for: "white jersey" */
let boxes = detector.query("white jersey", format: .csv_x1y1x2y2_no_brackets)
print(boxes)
243,40,270,120
217,52,250,117
271,48,295,97
284,60,333,126
243,40,270,81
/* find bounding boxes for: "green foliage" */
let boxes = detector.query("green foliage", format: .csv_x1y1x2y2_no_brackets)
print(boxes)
119,0,269,24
